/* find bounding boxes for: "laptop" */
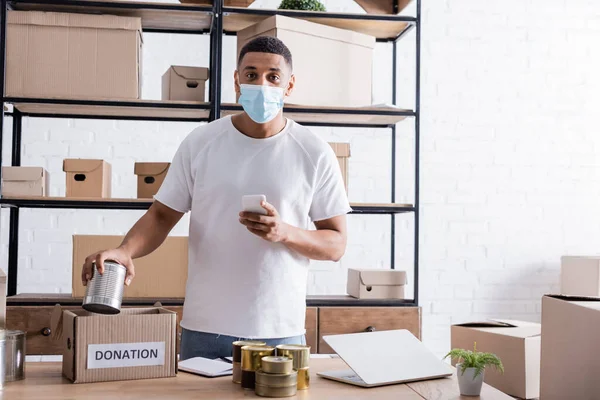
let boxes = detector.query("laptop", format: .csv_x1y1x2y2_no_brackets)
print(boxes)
317,329,453,388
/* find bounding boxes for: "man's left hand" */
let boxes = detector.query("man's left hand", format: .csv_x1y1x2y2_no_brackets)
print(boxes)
239,201,290,243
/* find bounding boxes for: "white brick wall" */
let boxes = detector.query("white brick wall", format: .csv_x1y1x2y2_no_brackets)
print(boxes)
2,0,600,357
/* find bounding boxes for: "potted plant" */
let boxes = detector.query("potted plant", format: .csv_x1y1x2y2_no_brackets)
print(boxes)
278,0,326,12
444,343,504,397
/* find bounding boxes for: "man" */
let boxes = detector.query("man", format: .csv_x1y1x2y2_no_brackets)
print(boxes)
82,36,351,360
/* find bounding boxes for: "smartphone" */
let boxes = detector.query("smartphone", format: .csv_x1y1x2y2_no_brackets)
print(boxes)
242,194,267,215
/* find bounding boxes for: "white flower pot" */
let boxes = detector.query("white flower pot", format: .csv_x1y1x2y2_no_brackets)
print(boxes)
456,363,484,396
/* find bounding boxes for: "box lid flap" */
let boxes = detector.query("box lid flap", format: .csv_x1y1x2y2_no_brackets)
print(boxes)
239,15,375,49
544,294,600,311
358,269,407,286
454,319,541,338
328,142,351,157
63,159,105,173
8,10,142,32
2,166,44,181
170,66,210,81
134,162,170,176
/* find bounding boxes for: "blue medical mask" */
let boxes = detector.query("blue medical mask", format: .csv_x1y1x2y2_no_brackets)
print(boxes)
238,84,285,124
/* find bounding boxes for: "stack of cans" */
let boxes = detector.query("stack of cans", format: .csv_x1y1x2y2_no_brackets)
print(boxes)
255,356,297,398
275,344,311,390
240,345,275,390
232,341,266,384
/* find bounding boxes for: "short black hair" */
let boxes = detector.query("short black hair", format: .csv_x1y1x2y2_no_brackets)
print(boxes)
238,36,293,70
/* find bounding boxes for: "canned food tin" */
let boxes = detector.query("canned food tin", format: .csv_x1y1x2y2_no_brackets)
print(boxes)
3,330,25,382
241,346,274,390
261,356,293,375
232,340,266,363
255,369,297,387
82,260,126,314
255,383,297,398
296,367,310,390
275,344,310,369
232,361,242,384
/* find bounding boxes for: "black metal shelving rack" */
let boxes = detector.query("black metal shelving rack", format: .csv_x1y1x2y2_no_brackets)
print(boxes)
0,0,421,306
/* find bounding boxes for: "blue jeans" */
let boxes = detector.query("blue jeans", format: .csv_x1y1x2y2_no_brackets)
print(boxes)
180,328,306,360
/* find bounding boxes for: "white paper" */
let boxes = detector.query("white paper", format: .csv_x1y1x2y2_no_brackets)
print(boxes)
87,342,165,369
179,357,233,377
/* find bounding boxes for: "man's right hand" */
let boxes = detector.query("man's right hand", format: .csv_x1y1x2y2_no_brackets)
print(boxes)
81,247,135,287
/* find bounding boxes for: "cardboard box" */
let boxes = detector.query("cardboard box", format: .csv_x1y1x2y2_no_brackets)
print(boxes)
72,235,188,298
7,11,142,99
55,307,177,383
237,15,375,107
1,166,49,196
63,159,111,198
0,268,6,329
134,162,170,199
561,256,600,296
540,295,600,400
161,66,209,102
329,143,350,192
346,268,407,299
451,320,541,399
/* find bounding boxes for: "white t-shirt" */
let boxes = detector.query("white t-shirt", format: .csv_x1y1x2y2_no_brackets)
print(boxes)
154,115,351,339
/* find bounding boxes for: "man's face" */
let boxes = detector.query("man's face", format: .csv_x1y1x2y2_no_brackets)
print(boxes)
235,52,295,98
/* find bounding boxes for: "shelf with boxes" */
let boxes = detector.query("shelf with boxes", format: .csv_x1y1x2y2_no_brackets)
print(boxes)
0,0,421,311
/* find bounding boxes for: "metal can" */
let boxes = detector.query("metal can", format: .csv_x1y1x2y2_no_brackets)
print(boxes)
0,331,6,390
296,367,310,390
255,369,297,387
3,330,25,382
255,383,297,398
232,340,266,363
82,260,126,314
232,340,266,384
261,356,293,375
241,346,274,390
275,344,310,369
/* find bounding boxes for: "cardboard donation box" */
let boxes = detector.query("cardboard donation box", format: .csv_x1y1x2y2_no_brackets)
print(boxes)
328,143,350,193
63,159,111,198
162,66,209,102
7,11,142,99
451,320,541,399
560,256,600,296
53,307,177,383
540,295,600,400
134,162,170,199
72,235,188,298
237,15,375,107
347,269,407,299
1,166,49,196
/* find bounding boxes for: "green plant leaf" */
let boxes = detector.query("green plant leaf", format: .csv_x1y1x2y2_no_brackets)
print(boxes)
444,343,504,380
278,0,326,12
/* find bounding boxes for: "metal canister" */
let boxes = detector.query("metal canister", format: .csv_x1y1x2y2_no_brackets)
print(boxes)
241,346,274,390
82,260,126,314
276,344,311,389
3,330,25,382
255,370,298,398
0,331,6,390
261,356,293,375
296,367,310,390
255,369,297,387
232,340,266,384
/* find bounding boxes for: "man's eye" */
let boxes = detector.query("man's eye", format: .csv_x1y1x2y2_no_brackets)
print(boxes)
246,73,256,79
271,75,280,82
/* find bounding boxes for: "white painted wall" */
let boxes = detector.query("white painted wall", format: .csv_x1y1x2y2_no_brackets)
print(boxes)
3,0,600,357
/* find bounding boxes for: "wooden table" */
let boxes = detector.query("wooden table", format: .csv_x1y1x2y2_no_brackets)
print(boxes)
2,359,512,399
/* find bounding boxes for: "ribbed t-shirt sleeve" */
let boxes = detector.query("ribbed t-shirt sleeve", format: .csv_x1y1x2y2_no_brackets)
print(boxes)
154,136,193,213
309,146,352,222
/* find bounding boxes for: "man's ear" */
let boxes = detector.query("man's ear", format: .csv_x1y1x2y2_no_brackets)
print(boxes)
234,70,241,102
285,74,296,98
